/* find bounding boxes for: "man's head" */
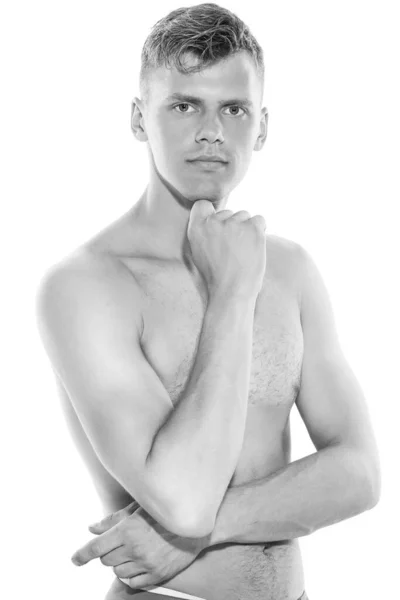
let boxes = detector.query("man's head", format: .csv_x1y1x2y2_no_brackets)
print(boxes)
132,3,268,205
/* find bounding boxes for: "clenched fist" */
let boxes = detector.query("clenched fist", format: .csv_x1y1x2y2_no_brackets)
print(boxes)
187,200,267,300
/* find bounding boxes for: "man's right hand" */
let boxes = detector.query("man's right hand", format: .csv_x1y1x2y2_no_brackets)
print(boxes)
72,501,209,590
187,199,267,300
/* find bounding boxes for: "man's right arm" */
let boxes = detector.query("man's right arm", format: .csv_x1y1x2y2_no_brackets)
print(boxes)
35,250,257,538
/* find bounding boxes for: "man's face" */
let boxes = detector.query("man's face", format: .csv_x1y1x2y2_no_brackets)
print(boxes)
135,51,267,203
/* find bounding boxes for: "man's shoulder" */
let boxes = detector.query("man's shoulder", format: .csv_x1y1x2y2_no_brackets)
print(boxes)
267,233,303,255
36,245,143,325
262,234,314,316
38,245,128,287
266,233,305,279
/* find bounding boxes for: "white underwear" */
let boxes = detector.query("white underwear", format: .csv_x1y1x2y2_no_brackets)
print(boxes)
118,579,206,600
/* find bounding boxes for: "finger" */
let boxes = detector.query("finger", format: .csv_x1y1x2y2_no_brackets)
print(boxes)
230,210,251,222
214,209,234,221
89,501,139,534
127,572,158,590
100,546,131,567
71,526,125,566
113,562,146,579
248,214,267,231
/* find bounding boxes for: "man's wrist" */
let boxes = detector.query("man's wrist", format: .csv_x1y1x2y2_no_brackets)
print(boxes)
207,486,239,547
186,512,227,554
192,532,213,554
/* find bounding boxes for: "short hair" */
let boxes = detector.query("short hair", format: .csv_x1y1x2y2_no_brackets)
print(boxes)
139,2,265,108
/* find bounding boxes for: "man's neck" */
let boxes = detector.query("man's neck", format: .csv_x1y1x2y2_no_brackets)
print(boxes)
130,178,229,264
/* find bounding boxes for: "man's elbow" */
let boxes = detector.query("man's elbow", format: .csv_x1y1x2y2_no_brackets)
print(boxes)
355,452,382,511
365,463,381,509
169,504,215,538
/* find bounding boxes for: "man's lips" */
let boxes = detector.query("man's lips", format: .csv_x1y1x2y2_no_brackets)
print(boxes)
188,154,228,163
188,160,227,169
189,160,227,163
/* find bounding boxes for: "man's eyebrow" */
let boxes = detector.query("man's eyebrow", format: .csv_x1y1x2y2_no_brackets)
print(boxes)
165,93,254,108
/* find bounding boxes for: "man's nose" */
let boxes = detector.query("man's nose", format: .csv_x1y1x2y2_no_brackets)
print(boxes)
195,115,224,144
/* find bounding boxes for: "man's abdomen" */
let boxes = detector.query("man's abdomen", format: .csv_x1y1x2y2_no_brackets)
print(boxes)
156,538,305,600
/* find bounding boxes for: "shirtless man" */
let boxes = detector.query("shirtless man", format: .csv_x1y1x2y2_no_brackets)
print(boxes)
35,4,381,600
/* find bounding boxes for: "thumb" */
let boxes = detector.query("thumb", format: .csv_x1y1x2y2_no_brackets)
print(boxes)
88,515,119,534
189,199,215,225
88,501,139,534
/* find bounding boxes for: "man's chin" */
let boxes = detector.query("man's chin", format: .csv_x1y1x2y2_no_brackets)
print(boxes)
187,190,226,203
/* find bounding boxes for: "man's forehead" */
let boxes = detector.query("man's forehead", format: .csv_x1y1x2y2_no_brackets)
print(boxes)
152,51,259,102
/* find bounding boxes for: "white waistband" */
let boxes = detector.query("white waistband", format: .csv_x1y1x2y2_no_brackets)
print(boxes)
118,579,206,600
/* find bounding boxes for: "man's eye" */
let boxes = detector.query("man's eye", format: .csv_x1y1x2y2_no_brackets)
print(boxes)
224,106,245,116
173,104,245,116
173,103,195,113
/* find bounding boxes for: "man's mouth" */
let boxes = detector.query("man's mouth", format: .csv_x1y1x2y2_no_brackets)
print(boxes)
188,160,228,170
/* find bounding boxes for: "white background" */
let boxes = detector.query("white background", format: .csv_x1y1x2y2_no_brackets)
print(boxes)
1,1,399,598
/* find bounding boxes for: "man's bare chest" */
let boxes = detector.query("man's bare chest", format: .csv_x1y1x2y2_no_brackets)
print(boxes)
121,255,304,482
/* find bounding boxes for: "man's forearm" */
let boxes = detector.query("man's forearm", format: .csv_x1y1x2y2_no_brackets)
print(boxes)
207,444,378,546
147,291,257,535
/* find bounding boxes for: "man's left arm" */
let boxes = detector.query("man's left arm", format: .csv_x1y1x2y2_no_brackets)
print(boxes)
208,245,381,546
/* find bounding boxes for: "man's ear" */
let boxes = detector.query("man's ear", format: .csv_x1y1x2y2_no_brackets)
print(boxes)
131,97,148,142
254,108,268,151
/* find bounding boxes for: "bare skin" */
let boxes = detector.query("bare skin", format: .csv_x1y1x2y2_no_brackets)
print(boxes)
38,51,379,600
54,204,305,600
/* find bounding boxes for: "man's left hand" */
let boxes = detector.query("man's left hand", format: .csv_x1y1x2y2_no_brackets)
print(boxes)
70,501,210,590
